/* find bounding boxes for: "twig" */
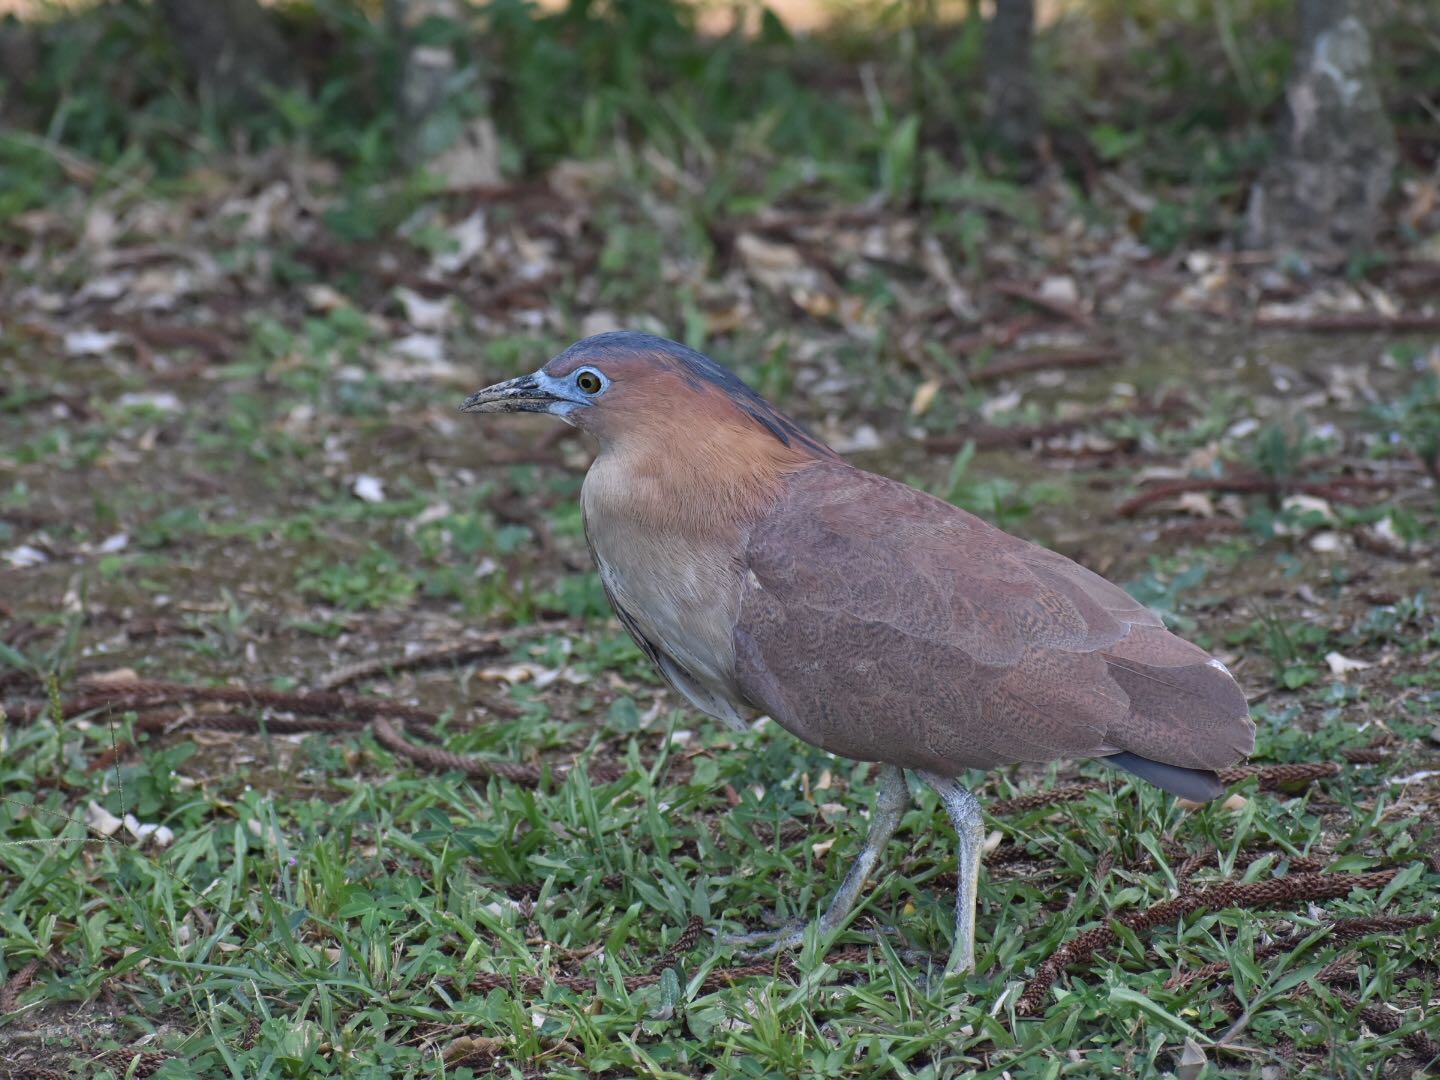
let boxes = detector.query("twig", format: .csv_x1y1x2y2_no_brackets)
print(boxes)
947,314,1043,356
987,762,1340,816
649,916,705,974
922,393,1190,454
1159,519,1246,543
444,937,873,998
967,348,1120,386
0,960,39,1014
1117,474,1395,517
0,125,100,184
1353,527,1420,562
370,715,629,787
84,710,368,773
989,782,1101,815
93,315,232,361
316,632,543,690
1219,762,1341,789
1015,869,1404,1016
1255,313,1440,333
1164,914,1431,990
1331,990,1440,1060
18,680,441,727
993,280,1093,326
1341,747,1391,765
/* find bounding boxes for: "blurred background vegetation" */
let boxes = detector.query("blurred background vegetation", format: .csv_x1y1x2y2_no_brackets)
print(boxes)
0,0,1435,257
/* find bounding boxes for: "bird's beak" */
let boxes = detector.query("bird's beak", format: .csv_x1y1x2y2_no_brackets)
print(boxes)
460,374,557,414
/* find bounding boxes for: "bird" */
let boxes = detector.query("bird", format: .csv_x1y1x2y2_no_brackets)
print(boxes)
461,330,1255,975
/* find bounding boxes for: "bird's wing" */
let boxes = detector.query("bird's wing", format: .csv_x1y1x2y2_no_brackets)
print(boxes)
733,462,1253,774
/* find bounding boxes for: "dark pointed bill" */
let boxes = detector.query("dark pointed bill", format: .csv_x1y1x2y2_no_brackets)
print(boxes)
459,374,555,414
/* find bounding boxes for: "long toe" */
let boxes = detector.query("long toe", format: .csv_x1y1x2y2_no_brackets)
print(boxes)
720,919,891,963
716,918,809,953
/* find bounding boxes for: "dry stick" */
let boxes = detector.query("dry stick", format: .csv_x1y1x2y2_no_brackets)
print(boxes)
93,314,232,361
1255,313,1440,334
491,872,627,902
943,316,1045,362
992,280,1094,326
1014,869,1402,1016
1353,527,1420,562
85,710,368,773
317,620,585,691
988,763,1341,816
1117,475,1396,517
1220,762,1342,787
1331,990,1440,1060
63,676,1357,805
0,960,39,1014
1159,519,1247,543
966,348,1120,386
41,680,626,787
0,1068,70,1080
2,1050,172,1080
370,715,629,787
1164,915,1432,991
981,843,1037,868
921,393,1190,454
1175,846,1215,890
989,782,1105,816
317,639,508,691
448,944,874,998
96,1051,169,1078
649,916,705,974
26,680,441,727
1341,747,1391,765
1229,849,1327,876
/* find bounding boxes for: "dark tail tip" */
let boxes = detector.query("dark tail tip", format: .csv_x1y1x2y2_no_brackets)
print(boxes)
1101,751,1226,802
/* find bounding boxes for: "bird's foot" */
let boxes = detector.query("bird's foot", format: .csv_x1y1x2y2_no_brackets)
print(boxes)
898,949,980,995
718,918,891,962
715,918,809,955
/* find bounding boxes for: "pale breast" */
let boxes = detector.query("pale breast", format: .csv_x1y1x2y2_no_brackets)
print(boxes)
581,458,753,726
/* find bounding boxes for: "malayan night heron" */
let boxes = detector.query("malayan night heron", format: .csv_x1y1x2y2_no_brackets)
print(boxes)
462,331,1254,974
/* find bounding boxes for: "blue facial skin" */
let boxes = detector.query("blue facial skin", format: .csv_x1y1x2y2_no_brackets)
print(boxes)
532,366,610,418
460,364,610,418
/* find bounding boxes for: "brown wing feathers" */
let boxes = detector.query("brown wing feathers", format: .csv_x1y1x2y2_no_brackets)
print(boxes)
734,462,1254,785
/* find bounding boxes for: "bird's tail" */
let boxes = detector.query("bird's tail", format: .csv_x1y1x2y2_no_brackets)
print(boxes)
1100,751,1225,802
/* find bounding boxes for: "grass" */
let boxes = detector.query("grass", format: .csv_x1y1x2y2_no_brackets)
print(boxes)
1,658,1436,1076
1,259,1437,1071
2,0,1439,1074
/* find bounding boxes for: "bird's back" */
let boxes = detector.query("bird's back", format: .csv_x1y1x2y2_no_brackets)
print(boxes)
732,461,1255,780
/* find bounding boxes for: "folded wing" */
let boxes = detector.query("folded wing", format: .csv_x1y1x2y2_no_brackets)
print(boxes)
733,462,1254,789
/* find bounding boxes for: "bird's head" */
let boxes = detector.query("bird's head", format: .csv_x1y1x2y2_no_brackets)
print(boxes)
461,331,835,461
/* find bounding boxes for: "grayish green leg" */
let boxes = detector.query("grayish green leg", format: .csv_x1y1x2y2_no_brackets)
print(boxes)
917,771,985,976
723,764,910,952
816,764,910,933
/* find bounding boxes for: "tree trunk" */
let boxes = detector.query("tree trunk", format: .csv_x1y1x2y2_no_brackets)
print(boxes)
156,0,298,110
1245,0,1396,256
984,0,1038,156
390,0,501,184
0,18,37,83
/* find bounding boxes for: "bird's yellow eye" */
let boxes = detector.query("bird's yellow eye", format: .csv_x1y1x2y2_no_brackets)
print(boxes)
576,370,602,394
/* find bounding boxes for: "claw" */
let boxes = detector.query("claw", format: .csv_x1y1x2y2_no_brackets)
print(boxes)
716,918,808,952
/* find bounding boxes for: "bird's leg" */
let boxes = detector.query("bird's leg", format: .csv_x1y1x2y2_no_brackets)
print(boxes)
722,764,910,952
917,771,985,976
816,764,910,934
